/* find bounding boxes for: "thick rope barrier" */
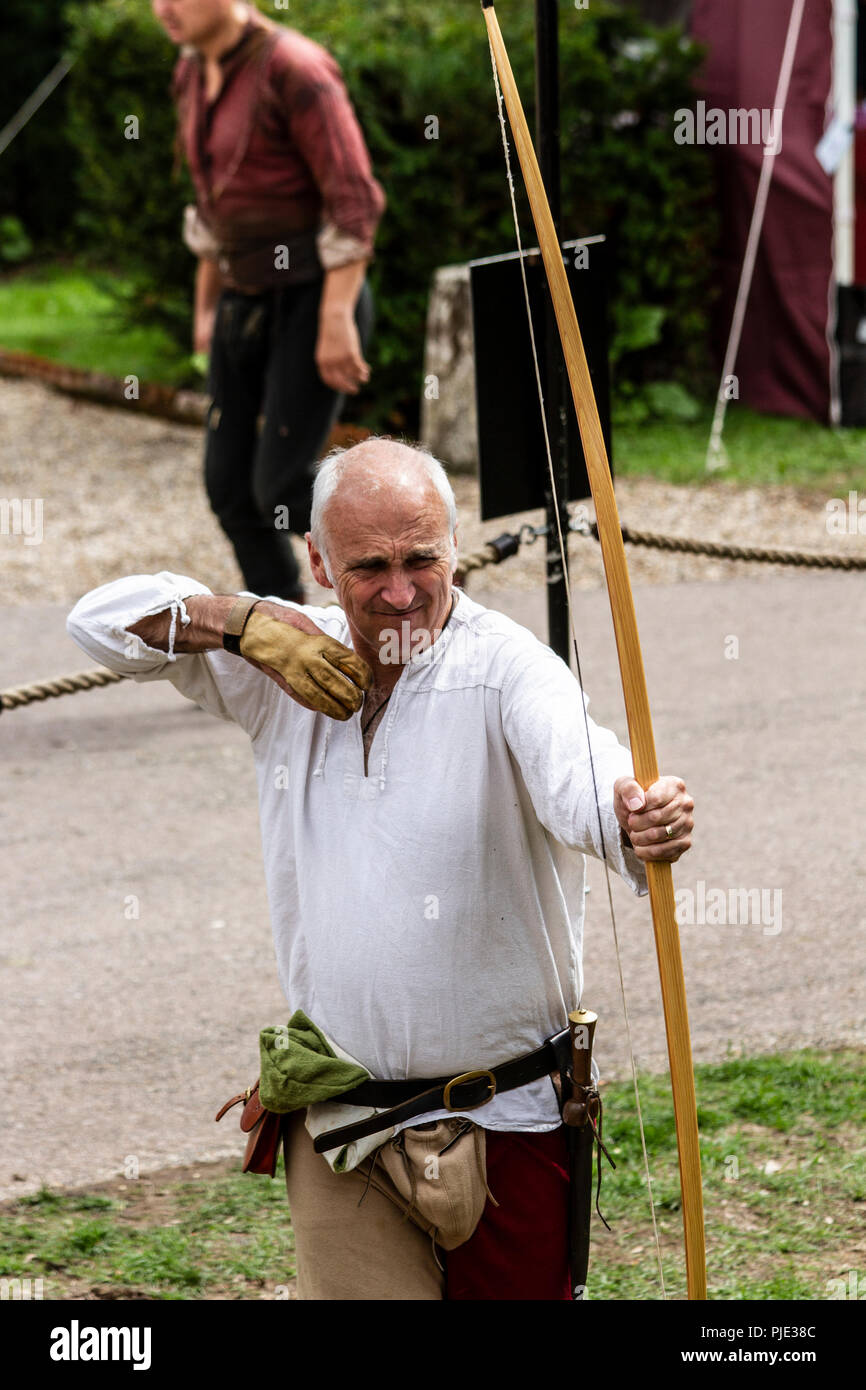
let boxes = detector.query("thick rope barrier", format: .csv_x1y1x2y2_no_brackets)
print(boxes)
0,667,126,712
2,522,862,712
599,523,866,571
460,520,866,576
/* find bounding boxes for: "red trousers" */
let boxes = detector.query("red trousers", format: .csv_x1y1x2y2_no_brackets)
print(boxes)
445,1126,572,1301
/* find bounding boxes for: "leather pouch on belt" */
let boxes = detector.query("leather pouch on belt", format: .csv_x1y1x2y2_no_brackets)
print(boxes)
216,1080,284,1178
373,1119,496,1251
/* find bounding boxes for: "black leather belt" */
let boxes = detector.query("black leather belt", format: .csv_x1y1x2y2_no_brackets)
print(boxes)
313,1027,572,1153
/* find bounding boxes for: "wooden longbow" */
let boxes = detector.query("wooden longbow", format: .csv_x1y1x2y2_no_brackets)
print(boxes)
480,0,707,1300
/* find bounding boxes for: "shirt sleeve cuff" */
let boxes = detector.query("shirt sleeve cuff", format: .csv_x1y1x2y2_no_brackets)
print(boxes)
67,573,213,674
316,220,372,271
182,204,220,262
598,795,648,896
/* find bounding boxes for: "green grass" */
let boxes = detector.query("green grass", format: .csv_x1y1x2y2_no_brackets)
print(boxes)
613,407,866,491
0,1049,862,1300
0,262,194,386
0,1166,295,1301
590,1048,866,1300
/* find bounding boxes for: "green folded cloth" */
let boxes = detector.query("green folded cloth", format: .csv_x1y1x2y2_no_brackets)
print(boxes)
259,1009,370,1112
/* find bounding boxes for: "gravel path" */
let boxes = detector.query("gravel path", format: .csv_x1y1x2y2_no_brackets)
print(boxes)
2,376,863,612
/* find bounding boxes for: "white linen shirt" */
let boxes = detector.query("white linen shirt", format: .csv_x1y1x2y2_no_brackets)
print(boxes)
67,573,647,1131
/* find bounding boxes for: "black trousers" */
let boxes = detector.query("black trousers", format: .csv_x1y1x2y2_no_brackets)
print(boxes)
204,276,374,599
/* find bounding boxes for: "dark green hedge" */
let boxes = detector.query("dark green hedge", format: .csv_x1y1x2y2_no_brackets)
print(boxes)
65,0,194,344
0,0,85,247
64,0,717,427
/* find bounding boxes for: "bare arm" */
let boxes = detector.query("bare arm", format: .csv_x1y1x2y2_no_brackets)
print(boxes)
128,596,371,720
315,259,370,395
193,257,226,356
126,594,277,654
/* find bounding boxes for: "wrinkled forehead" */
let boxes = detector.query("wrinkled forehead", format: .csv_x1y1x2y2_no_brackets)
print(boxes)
324,471,452,558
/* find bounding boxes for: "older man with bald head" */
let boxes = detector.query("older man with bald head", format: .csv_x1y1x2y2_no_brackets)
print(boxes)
67,438,694,1301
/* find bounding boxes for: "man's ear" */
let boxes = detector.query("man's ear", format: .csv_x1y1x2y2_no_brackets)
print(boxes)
305,533,333,590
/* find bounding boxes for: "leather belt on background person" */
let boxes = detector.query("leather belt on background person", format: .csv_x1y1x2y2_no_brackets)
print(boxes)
313,1027,573,1153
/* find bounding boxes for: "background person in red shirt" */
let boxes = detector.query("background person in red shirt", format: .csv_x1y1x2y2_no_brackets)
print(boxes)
153,0,386,600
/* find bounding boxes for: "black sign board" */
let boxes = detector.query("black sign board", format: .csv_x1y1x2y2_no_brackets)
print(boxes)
468,235,612,522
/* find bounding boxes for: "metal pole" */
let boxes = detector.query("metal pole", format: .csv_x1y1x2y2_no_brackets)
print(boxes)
832,0,857,287
0,58,74,160
535,0,570,661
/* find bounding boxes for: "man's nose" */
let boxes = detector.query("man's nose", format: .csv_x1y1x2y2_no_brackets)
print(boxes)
380,569,416,609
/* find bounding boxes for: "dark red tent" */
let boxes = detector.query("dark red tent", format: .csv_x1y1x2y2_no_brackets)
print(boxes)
690,0,847,424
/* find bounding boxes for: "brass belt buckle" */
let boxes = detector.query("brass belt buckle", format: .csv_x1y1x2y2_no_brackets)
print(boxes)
443,1069,497,1112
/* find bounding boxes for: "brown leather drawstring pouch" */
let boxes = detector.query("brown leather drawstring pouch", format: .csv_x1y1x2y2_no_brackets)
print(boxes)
216,1079,284,1178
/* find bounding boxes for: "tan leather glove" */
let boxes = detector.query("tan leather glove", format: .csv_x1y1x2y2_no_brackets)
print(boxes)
240,611,372,720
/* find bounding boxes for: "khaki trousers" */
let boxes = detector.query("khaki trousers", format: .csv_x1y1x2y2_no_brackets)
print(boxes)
283,1110,445,1301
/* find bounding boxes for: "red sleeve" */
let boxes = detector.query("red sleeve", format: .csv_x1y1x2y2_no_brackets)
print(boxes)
276,41,386,253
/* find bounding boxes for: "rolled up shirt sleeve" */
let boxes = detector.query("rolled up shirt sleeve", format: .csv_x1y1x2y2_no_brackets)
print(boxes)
500,639,648,896
316,219,374,273
66,571,280,738
284,53,386,261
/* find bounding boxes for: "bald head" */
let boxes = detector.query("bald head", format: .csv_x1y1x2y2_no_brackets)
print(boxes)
309,438,457,582
305,438,459,675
